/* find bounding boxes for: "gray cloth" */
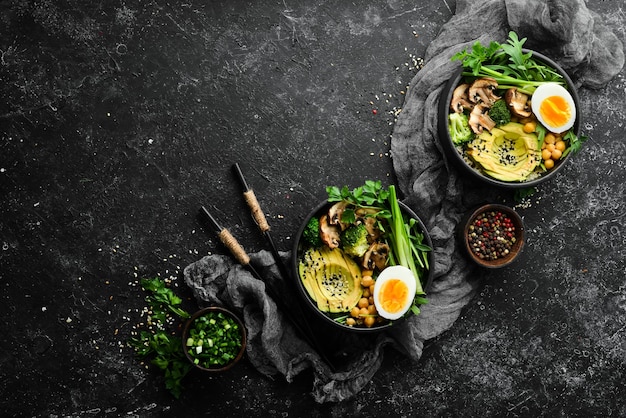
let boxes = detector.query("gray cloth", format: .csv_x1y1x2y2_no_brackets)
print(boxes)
184,0,624,404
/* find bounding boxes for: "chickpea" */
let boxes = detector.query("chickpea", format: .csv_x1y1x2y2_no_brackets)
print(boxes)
346,318,356,326
369,284,375,294
361,276,374,288
350,306,360,318
364,316,376,328
523,121,536,133
546,143,556,153
362,288,371,298
555,140,566,152
551,149,562,160
368,296,374,305
367,304,377,315
542,149,552,161
359,307,369,317
544,159,555,169
545,133,556,144
358,297,369,309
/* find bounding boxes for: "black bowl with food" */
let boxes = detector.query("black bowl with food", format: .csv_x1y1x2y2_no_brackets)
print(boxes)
182,306,247,372
291,184,434,334
438,42,582,188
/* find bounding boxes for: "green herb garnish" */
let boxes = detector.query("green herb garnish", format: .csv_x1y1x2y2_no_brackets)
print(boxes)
452,31,564,95
561,130,588,158
128,278,191,399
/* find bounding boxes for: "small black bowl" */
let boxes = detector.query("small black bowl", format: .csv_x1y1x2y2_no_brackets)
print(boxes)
437,49,581,188
291,199,434,334
182,306,246,372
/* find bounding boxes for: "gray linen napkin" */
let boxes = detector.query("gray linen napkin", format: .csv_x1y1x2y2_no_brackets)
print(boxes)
184,0,624,403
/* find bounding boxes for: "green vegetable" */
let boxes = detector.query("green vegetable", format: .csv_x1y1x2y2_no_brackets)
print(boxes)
386,185,427,297
341,223,370,258
327,180,389,208
303,216,323,247
185,312,243,368
128,278,191,399
448,112,474,144
514,187,537,203
141,277,191,320
452,31,564,95
561,130,588,158
487,99,511,127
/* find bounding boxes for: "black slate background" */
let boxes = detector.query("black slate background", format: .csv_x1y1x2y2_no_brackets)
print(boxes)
1,0,625,417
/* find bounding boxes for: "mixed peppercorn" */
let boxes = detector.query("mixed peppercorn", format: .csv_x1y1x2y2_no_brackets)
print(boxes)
467,210,517,261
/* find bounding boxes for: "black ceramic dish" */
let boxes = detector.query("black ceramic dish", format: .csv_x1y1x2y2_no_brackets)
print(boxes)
181,306,247,372
291,199,434,334
437,49,581,189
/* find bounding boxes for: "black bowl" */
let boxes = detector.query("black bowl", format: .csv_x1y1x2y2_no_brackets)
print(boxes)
437,49,581,188
182,306,247,372
291,199,434,334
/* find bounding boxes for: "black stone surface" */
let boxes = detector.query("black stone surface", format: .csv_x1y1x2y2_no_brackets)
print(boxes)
1,0,625,416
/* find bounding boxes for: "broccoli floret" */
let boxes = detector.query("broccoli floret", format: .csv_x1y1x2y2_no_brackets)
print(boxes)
448,112,473,144
488,99,511,127
303,217,323,247
341,224,369,258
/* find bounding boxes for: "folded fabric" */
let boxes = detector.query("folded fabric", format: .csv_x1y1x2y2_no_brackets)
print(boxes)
184,0,624,403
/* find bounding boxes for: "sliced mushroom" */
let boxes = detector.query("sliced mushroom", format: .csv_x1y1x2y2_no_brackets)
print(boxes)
327,201,349,230
362,242,390,271
319,214,341,249
468,104,496,134
469,77,500,105
450,83,474,113
504,88,531,118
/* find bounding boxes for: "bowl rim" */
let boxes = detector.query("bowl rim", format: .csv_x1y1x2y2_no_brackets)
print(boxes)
181,306,247,372
437,48,581,189
290,198,435,334
461,203,525,268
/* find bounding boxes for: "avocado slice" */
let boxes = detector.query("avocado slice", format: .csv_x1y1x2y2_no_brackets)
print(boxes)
298,247,363,313
467,122,540,182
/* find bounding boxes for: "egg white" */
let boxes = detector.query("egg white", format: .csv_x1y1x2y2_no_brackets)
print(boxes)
531,83,576,134
373,265,417,320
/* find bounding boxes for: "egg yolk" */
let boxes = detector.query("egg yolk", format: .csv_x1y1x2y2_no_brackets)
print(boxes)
379,279,409,314
539,95,571,127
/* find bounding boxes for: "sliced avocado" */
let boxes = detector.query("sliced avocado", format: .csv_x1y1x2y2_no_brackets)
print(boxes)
298,247,363,313
467,122,540,182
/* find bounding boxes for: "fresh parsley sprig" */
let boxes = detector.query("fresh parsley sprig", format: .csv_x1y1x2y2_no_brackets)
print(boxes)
142,277,191,320
562,131,589,158
128,277,192,399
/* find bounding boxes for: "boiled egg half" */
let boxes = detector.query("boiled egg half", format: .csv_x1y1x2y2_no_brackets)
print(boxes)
373,265,417,320
531,83,576,134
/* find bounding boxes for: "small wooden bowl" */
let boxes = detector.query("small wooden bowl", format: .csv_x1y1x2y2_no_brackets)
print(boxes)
182,306,246,372
461,204,525,268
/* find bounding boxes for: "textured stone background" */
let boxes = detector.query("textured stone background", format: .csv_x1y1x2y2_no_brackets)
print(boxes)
1,0,624,416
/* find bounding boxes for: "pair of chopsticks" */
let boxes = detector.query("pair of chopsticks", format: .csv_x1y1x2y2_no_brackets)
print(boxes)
199,163,335,371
